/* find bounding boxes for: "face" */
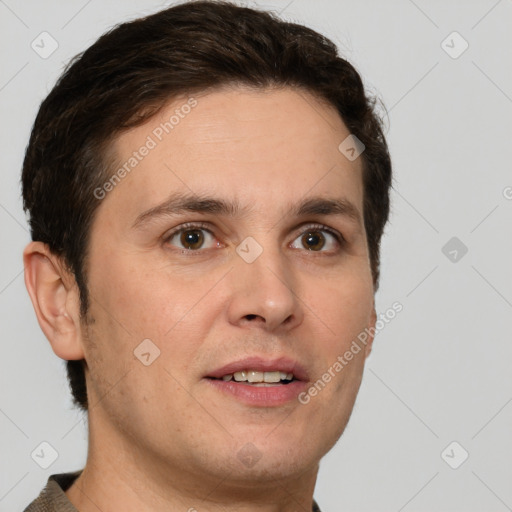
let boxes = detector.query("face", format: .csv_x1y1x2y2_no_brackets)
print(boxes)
81,86,376,491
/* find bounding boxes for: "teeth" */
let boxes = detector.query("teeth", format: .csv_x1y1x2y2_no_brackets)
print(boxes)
247,370,264,383
224,370,294,383
233,371,247,382
264,371,281,383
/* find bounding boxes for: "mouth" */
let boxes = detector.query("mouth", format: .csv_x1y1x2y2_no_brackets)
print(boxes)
204,357,308,406
215,370,296,386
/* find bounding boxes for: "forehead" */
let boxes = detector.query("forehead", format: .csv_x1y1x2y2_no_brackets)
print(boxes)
103,86,364,225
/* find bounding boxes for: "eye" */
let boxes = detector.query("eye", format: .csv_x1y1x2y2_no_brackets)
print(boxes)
290,226,342,252
166,225,218,250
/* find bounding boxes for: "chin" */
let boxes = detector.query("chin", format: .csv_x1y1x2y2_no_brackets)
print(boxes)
217,451,318,488
233,435,324,480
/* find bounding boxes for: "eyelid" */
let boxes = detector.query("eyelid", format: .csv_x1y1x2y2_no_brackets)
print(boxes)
162,221,346,251
291,222,347,252
292,222,346,246
162,221,218,247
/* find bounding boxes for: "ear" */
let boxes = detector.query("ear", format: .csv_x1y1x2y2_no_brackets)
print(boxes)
364,305,377,359
23,241,85,360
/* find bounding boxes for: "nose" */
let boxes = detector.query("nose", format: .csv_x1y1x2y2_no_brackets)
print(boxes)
226,244,304,333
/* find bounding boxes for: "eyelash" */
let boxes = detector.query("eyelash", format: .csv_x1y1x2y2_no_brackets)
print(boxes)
163,222,346,253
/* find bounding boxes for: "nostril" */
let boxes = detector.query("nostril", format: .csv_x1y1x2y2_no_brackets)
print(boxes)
245,314,263,321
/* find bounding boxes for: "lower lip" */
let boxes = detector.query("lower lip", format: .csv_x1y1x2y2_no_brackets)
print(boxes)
205,379,308,406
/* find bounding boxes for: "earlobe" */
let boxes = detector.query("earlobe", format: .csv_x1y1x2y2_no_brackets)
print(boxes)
364,306,377,359
23,242,85,361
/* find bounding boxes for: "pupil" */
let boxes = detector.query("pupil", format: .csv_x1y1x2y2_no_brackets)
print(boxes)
303,231,324,251
181,229,204,249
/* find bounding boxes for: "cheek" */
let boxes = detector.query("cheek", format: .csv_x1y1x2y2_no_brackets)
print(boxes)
85,254,223,381
305,269,374,347
89,254,200,336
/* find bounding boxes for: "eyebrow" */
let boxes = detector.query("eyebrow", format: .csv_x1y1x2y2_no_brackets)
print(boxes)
292,197,362,226
132,192,362,229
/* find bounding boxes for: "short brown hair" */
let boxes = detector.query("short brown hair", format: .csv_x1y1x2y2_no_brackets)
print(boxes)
22,0,392,411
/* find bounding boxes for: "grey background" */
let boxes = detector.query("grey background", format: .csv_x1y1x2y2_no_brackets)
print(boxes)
1,0,511,510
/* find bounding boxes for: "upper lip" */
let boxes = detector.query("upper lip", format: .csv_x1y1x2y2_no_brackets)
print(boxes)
206,356,309,381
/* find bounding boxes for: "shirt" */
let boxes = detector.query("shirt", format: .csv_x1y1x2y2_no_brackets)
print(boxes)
24,471,322,511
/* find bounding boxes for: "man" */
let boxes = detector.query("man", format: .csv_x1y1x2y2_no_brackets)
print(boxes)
22,1,392,510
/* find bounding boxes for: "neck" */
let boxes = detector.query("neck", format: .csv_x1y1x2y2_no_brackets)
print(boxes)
66,415,319,512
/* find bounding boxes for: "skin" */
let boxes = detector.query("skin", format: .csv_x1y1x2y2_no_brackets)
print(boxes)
24,86,377,512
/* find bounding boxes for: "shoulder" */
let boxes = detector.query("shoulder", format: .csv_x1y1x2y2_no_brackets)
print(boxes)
23,471,82,512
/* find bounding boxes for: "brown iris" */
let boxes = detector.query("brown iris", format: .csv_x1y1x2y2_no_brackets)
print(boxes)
180,229,204,249
301,230,325,251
